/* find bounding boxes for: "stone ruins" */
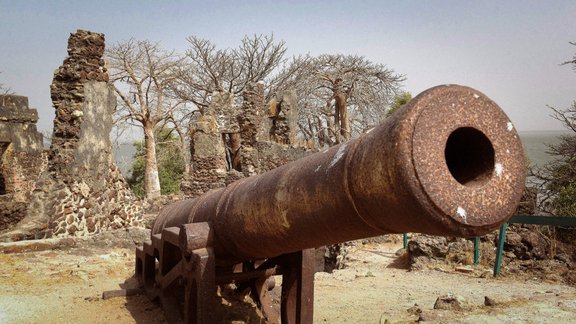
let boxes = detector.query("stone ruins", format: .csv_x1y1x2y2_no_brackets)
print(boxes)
181,83,313,198
0,30,142,241
0,29,311,240
0,95,45,231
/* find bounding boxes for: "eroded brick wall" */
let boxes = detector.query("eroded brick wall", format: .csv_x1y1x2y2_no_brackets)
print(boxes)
268,90,298,145
2,30,142,241
182,83,317,198
238,83,264,176
0,95,45,232
180,114,228,196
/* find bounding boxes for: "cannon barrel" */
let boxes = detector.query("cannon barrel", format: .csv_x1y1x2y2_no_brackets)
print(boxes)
153,85,526,262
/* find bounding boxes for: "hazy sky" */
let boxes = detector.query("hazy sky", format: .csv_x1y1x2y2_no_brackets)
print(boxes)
1,0,575,133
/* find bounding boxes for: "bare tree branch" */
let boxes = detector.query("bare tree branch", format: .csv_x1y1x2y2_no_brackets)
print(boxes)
0,71,13,95
270,54,404,147
531,42,576,215
174,33,288,111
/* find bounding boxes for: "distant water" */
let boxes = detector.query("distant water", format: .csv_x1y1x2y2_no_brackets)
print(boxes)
110,130,571,177
519,130,570,168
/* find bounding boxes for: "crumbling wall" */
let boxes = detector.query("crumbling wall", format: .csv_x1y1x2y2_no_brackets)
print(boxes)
237,83,264,176
268,90,298,145
182,83,317,198
1,30,142,241
211,91,239,134
0,95,45,232
180,114,228,196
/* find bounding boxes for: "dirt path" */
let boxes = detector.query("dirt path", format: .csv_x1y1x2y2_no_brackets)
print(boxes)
0,234,574,323
314,242,576,323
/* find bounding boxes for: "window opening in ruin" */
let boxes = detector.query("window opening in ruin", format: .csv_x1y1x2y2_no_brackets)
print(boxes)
0,142,8,195
223,133,242,172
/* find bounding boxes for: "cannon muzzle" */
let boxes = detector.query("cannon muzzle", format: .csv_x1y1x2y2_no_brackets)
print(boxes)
153,84,526,261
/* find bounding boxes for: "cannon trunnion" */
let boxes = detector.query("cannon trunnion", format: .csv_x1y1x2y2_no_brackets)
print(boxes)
134,85,526,323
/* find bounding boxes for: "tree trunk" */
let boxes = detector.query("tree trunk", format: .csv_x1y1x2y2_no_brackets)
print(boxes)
333,97,341,145
335,92,350,141
143,124,161,199
173,124,190,175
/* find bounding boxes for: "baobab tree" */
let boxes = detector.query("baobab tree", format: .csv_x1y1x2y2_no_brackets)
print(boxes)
173,34,288,171
173,33,287,112
107,39,184,199
269,54,405,147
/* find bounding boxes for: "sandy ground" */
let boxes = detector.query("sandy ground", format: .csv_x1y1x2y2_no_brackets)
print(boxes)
0,232,575,323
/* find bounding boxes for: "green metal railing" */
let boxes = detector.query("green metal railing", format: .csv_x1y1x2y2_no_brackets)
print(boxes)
402,214,576,277
493,215,576,276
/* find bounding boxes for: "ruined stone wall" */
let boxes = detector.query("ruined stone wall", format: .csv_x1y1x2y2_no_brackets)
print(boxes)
3,148,47,202
211,91,239,133
1,30,142,241
0,95,44,154
0,95,45,197
182,83,317,197
238,83,264,176
268,90,299,145
48,29,109,174
180,114,228,196
0,95,45,232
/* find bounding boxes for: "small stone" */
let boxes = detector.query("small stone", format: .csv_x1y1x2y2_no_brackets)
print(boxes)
484,296,497,306
71,110,84,118
407,304,422,315
434,294,467,310
554,253,571,264
479,269,493,278
395,248,406,256
418,310,446,322
68,224,78,235
455,266,474,273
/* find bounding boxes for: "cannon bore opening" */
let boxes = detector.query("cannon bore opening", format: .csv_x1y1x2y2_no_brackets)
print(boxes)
444,127,495,187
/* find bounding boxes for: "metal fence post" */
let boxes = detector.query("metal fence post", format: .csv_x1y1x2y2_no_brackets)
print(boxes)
474,237,480,265
493,223,508,276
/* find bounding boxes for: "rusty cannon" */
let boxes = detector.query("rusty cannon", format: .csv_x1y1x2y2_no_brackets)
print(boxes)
134,85,526,323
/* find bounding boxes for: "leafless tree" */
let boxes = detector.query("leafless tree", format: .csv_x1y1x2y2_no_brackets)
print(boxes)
0,72,12,95
173,35,404,152
172,34,290,172
270,54,405,147
530,42,576,216
173,34,287,113
107,39,185,199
